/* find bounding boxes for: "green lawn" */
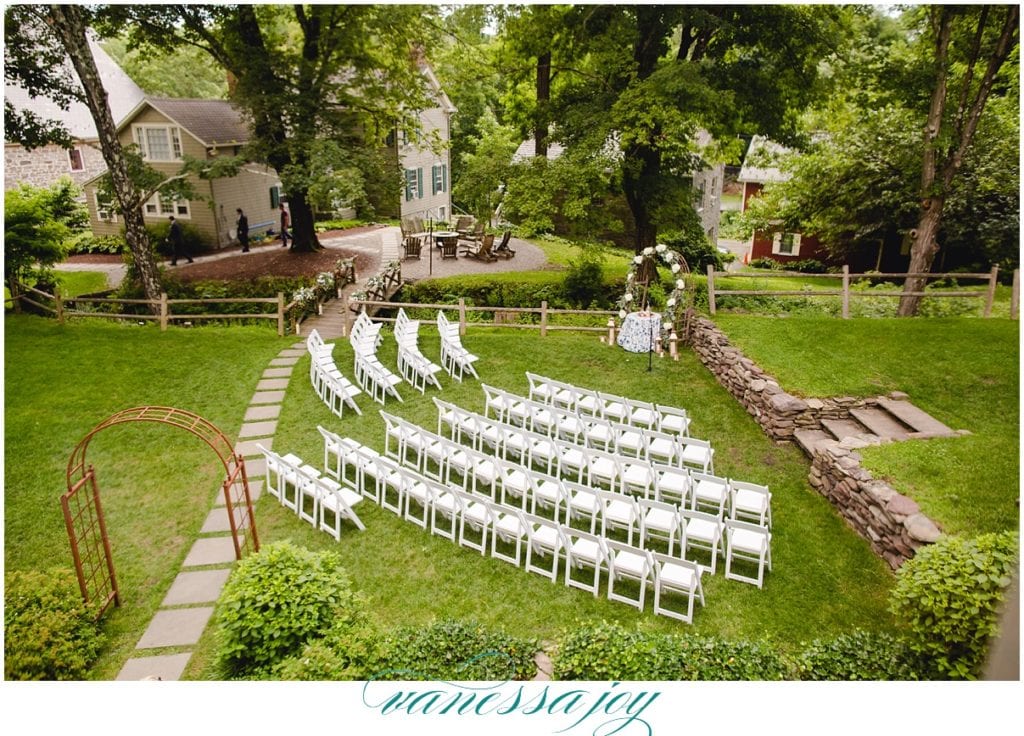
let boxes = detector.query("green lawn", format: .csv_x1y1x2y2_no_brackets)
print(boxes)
183,327,894,677
4,315,289,678
713,315,1019,537
57,270,110,296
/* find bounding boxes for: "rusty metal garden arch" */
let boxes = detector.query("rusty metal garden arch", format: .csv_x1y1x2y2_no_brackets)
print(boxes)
61,406,259,617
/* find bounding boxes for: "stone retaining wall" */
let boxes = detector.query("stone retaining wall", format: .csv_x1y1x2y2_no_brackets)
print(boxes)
810,438,942,569
689,316,941,568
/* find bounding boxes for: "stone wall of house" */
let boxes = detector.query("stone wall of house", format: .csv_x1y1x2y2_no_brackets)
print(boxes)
5,142,106,194
810,437,942,569
688,316,941,568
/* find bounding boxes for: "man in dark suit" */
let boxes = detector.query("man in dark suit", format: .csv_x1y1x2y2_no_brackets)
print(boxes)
167,216,193,265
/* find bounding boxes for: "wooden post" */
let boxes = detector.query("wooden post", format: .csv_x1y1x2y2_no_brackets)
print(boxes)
276,292,285,336
458,297,467,336
607,317,616,346
55,286,64,324
706,264,716,315
341,294,349,336
1011,269,1020,320
669,331,679,360
540,300,549,337
842,265,850,319
159,292,169,331
983,266,999,318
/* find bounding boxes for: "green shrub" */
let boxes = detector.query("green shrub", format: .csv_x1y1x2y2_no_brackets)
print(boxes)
748,257,782,270
554,621,791,681
796,630,926,680
561,249,607,308
379,619,539,681
113,274,310,319
215,541,364,677
789,258,827,274
145,219,212,256
68,234,126,255
4,569,104,680
314,218,371,232
274,619,390,681
889,532,1018,679
659,228,723,273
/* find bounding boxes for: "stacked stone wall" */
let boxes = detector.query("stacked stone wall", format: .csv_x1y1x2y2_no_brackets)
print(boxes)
688,316,941,568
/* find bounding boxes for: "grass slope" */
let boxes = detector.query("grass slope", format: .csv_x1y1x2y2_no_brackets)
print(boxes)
4,315,288,678
713,316,1019,536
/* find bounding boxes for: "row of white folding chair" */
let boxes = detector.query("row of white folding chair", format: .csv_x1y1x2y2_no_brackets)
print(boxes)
307,333,363,417
324,429,710,618
381,411,735,575
394,308,443,394
525,372,691,437
350,318,404,405
481,384,714,473
441,394,720,504
437,311,479,382
350,310,382,346
257,443,366,541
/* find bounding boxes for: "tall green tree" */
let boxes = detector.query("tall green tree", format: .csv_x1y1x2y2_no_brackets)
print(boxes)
501,5,845,254
107,5,439,252
3,5,164,306
4,179,88,302
101,35,228,98
897,5,1018,316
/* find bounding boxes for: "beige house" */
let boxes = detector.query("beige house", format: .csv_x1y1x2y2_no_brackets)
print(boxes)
83,97,282,248
396,61,457,224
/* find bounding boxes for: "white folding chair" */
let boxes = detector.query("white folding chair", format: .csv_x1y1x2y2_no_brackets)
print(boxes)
524,512,565,583
680,509,724,574
679,437,714,474
566,483,601,534
729,480,773,528
652,463,690,506
724,519,772,588
563,528,609,597
430,482,465,542
619,456,653,498
606,540,654,611
318,477,366,540
490,506,529,567
691,471,729,517
639,497,682,556
598,489,641,546
652,553,705,623
457,488,494,555
656,404,691,437
626,397,659,430
402,473,433,529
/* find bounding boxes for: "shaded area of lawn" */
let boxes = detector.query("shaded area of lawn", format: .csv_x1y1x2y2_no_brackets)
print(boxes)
185,329,896,678
4,315,289,678
713,315,1019,536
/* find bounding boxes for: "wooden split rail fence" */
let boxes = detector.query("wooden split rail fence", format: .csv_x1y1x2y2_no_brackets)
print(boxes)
706,265,1019,319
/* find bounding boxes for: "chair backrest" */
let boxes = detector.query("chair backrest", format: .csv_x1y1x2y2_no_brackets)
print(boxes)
441,239,457,255
497,230,512,250
479,233,495,254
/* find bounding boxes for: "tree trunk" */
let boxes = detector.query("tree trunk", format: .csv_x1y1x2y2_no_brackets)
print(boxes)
46,5,162,310
535,50,551,159
898,198,944,316
288,190,321,252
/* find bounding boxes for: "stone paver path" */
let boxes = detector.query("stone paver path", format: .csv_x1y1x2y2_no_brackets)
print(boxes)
115,339,305,680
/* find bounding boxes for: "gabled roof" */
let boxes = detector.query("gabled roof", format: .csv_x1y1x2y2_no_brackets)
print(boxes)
4,33,144,141
737,135,791,184
120,97,250,147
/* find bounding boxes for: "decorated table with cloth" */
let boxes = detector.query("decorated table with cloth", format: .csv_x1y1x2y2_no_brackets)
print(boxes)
617,311,662,353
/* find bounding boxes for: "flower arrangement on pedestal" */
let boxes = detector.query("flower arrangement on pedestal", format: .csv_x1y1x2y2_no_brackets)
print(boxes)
616,244,690,340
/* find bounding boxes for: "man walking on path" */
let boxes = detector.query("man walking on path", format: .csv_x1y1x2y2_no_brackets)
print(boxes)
236,208,250,252
279,203,291,249
167,215,192,265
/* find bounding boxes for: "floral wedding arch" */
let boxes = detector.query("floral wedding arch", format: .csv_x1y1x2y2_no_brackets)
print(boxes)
616,244,696,344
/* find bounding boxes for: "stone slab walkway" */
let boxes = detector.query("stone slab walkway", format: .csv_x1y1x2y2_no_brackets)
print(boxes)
115,337,304,680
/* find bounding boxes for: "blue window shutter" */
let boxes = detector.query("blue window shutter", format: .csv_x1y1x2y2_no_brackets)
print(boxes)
270,186,280,209
442,164,448,193
431,165,438,195
404,170,413,202
417,168,423,199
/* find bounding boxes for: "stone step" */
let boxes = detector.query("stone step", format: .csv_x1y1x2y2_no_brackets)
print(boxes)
821,418,871,441
849,407,911,440
875,398,955,436
794,428,833,457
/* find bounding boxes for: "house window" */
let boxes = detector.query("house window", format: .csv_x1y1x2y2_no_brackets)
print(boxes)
438,206,446,222
431,163,449,195
133,124,183,161
270,185,281,209
68,147,84,171
404,169,418,202
772,232,801,256
143,193,190,219
95,192,117,222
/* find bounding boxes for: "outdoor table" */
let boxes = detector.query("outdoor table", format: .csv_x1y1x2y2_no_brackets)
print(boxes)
433,231,459,246
617,311,662,353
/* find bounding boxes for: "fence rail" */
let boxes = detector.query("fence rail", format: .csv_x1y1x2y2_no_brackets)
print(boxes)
7,283,289,335
346,296,618,338
706,265,1016,319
